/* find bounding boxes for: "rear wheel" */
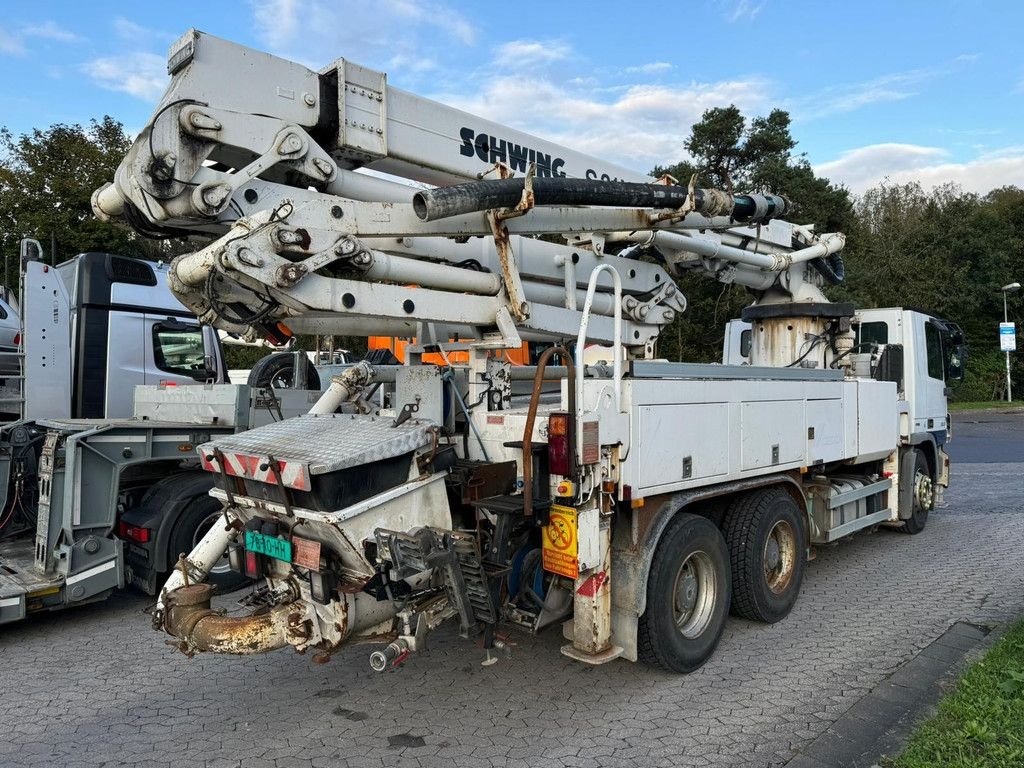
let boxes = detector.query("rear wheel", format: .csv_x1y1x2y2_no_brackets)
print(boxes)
169,494,249,594
248,352,321,391
723,488,806,623
900,450,933,535
638,513,730,673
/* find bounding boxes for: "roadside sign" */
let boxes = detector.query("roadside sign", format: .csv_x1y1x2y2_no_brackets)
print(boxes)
1000,322,1016,352
542,504,579,579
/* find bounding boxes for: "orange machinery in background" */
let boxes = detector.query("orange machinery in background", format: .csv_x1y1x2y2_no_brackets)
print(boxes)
368,337,532,366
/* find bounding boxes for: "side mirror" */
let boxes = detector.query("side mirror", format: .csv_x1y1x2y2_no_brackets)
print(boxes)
201,326,222,382
19,238,43,264
946,344,967,382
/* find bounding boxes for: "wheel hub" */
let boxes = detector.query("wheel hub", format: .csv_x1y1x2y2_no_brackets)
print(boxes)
915,472,934,510
765,538,781,571
676,570,698,613
672,551,717,640
763,520,797,595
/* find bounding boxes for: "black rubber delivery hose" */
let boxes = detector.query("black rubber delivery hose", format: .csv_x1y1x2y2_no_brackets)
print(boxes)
412,178,790,224
810,253,846,284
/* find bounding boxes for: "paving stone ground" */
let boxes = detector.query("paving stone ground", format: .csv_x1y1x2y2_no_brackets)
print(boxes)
1,449,1021,767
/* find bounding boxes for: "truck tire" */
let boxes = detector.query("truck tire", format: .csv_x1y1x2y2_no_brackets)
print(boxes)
900,450,933,535
168,493,249,594
638,513,730,673
248,352,320,391
723,488,805,623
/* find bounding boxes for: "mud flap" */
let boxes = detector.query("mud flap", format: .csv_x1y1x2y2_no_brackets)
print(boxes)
897,449,916,520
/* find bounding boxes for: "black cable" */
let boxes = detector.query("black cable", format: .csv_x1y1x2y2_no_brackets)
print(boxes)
829,342,877,369
146,98,209,188
199,201,295,327
454,258,488,273
203,271,278,327
786,334,826,368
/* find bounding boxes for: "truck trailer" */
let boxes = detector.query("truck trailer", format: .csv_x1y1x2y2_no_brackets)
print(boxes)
0,245,321,622
93,30,965,672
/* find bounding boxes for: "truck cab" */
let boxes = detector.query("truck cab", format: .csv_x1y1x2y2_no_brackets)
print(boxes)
17,251,227,422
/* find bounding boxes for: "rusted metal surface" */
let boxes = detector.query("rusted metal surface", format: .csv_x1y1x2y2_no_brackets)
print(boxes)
163,580,312,656
486,211,529,323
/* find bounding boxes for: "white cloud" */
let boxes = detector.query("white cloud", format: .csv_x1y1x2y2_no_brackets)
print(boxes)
1,20,82,57
443,76,771,171
252,0,301,50
0,27,25,56
493,40,570,68
82,52,167,101
794,56,979,120
726,0,766,22
816,142,1024,194
249,0,477,73
113,17,171,43
22,21,81,43
625,62,673,75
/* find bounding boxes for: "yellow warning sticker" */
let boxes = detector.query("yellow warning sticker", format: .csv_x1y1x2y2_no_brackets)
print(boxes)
542,504,578,579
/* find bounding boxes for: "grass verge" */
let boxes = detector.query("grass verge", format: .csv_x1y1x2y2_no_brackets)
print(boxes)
887,619,1024,767
948,401,1021,412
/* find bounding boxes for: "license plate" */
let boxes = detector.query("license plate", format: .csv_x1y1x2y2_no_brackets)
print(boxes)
244,530,292,563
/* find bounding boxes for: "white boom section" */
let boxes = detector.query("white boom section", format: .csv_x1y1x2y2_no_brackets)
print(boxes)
95,29,844,361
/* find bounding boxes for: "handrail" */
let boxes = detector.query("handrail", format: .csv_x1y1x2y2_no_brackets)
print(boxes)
574,264,623,415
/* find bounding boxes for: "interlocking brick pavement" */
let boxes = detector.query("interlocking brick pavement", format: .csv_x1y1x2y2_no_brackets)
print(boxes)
1,459,1021,768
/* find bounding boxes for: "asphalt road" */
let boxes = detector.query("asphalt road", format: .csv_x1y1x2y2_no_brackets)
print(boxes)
947,407,1024,463
1,413,1022,768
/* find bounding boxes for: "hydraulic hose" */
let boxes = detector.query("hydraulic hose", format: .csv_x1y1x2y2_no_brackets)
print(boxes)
413,179,790,225
810,253,846,284
522,346,576,519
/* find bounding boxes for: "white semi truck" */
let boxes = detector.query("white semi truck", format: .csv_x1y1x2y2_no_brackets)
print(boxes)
93,30,966,672
0,244,321,622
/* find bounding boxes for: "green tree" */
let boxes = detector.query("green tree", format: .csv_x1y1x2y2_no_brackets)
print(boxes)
838,181,1024,399
0,117,148,286
651,106,856,362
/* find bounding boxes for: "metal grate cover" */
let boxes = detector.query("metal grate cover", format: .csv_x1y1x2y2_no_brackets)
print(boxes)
201,413,433,475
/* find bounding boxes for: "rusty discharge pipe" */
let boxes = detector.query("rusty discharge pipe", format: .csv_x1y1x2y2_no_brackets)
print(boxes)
162,582,309,655
522,346,575,518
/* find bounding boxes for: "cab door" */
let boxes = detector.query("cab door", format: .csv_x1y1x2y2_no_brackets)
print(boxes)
912,316,948,436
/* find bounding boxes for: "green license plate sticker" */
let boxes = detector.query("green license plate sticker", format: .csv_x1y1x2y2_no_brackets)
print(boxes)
244,530,292,563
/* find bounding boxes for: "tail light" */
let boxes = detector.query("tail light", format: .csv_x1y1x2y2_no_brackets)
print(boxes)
244,550,262,578
117,521,151,543
13,332,20,346
547,411,572,476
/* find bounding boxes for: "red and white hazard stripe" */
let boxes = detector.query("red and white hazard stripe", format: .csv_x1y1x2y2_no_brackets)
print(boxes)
199,448,310,491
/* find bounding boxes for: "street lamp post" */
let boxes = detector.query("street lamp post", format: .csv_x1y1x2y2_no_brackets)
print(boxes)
1001,282,1021,402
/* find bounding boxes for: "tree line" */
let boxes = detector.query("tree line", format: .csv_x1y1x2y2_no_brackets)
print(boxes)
654,106,1023,401
1,114,1021,400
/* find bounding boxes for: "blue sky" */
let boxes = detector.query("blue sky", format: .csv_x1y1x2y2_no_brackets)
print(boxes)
1,0,1022,194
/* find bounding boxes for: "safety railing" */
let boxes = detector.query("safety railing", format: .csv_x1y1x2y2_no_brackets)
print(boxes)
574,264,623,415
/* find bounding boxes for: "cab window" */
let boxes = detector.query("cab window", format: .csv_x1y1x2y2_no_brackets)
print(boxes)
925,322,944,380
858,321,888,346
740,329,752,358
152,322,206,379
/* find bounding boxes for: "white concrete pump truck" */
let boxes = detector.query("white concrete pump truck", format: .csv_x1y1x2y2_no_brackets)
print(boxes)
92,30,966,672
